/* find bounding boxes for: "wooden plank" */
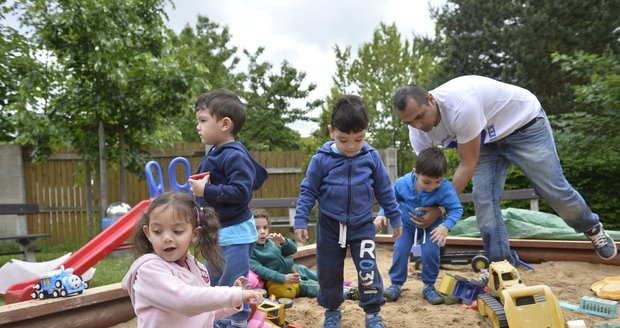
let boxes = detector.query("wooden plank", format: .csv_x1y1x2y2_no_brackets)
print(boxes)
0,204,39,215
458,188,538,203
249,197,298,208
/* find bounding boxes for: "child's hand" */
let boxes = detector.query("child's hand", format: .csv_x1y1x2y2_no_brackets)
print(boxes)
242,289,263,303
430,225,449,246
373,216,387,233
268,232,286,245
294,228,308,245
284,273,301,284
234,276,248,289
392,226,402,239
188,176,209,197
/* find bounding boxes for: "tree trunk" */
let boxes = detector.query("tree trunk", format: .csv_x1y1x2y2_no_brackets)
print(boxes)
84,160,94,238
98,119,108,220
120,131,126,203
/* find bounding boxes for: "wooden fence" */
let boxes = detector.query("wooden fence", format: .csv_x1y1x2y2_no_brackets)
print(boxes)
22,143,308,242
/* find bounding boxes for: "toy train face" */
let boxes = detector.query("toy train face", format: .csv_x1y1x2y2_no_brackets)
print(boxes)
31,266,88,300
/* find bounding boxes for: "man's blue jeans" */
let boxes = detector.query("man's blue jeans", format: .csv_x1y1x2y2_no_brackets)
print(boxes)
472,111,599,263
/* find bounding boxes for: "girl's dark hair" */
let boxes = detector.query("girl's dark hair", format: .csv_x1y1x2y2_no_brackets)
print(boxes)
132,191,224,275
331,94,369,133
415,147,448,178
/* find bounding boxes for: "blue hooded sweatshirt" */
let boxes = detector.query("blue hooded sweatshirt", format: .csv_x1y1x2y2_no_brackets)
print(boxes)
294,141,401,229
195,141,268,228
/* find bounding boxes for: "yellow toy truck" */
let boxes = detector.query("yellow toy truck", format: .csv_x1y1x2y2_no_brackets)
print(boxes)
477,260,582,328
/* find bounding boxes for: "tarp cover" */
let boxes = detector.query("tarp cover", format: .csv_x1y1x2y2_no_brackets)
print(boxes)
449,208,620,240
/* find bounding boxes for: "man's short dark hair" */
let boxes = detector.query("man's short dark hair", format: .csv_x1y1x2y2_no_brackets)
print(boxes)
331,94,369,133
195,88,246,135
393,85,429,111
415,147,448,178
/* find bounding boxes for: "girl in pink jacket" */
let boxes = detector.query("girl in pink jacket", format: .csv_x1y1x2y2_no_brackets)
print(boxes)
122,192,263,328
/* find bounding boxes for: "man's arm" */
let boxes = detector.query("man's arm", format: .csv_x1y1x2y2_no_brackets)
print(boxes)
452,134,481,195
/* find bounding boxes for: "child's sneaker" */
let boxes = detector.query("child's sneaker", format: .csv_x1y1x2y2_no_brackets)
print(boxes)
365,313,385,328
423,285,445,305
585,223,617,260
322,309,341,328
383,284,401,302
343,286,360,300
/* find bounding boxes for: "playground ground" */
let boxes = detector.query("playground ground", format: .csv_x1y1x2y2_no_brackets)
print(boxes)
112,245,620,328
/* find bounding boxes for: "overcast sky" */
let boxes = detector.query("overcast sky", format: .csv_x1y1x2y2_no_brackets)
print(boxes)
166,0,444,136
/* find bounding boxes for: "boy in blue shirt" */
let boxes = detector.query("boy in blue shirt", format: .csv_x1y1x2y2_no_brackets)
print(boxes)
294,95,402,328
375,147,463,305
189,88,268,328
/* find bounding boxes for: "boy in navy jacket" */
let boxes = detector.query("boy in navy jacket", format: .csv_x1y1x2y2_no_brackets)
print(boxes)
189,88,268,328
294,95,402,328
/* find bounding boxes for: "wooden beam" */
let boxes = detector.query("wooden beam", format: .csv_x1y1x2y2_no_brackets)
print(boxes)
0,203,39,215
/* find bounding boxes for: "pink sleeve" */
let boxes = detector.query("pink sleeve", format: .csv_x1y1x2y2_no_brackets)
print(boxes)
133,260,243,317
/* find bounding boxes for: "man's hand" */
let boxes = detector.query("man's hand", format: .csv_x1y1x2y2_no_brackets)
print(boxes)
410,207,441,228
294,228,308,245
373,216,387,233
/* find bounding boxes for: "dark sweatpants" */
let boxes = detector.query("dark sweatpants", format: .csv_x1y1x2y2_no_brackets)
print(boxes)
316,213,385,314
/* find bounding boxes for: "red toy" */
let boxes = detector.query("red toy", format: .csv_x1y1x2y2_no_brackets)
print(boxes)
189,172,210,181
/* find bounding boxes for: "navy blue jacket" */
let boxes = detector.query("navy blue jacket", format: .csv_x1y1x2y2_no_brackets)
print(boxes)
294,141,402,229
195,141,268,228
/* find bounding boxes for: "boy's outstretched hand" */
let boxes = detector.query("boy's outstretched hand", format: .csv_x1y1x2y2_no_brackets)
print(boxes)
188,175,210,197
284,272,301,284
294,228,308,245
268,232,286,245
392,226,402,239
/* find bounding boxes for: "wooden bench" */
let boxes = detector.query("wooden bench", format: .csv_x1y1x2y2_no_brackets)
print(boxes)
249,197,299,228
0,203,50,261
249,188,539,229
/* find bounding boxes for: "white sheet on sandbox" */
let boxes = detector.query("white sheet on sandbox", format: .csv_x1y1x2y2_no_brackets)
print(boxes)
0,253,95,294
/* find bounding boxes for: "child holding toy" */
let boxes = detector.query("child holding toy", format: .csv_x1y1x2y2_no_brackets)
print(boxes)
122,192,263,328
250,208,360,300
294,94,402,328
374,147,463,305
188,88,268,328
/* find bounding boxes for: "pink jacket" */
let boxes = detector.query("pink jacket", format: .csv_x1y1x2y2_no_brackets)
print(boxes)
122,253,241,328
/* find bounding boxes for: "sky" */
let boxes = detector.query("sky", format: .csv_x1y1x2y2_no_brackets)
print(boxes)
165,0,445,136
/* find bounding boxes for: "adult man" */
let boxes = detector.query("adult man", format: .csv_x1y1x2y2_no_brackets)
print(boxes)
392,75,617,263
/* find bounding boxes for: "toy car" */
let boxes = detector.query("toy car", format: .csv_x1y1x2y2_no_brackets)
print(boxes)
31,266,88,300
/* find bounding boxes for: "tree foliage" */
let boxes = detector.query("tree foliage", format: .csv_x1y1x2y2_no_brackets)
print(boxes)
548,51,620,229
317,23,438,174
432,0,620,115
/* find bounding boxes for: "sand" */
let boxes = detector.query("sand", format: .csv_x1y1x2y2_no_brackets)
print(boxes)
113,245,620,327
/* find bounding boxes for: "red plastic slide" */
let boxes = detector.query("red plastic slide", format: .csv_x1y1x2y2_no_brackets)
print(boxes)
4,199,152,304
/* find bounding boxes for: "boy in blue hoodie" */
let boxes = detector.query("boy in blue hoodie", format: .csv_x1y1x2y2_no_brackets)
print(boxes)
375,147,463,305
189,88,268,328
294,94,402,328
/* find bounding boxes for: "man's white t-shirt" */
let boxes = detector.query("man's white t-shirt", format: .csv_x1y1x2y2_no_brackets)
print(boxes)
408,75,542,155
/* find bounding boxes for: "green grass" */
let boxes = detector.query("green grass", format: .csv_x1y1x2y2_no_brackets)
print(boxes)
0,240,132,306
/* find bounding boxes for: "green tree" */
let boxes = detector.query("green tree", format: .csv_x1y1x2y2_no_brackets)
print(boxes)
432,0,620,115
171,15,244,142
237,48,322,151
550,51,620,229
14,0,206,233
316,23,439,174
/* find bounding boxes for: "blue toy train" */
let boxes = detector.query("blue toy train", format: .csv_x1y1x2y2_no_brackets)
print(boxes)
31,266,88,300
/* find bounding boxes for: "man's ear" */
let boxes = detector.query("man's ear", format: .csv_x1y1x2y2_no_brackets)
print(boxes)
221,117,233,132
328,125,334,138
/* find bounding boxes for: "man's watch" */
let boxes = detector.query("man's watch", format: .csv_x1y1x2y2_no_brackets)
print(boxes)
439,206,447,217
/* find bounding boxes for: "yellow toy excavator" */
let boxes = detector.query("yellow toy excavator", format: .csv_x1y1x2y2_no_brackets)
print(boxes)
477,260,585,328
